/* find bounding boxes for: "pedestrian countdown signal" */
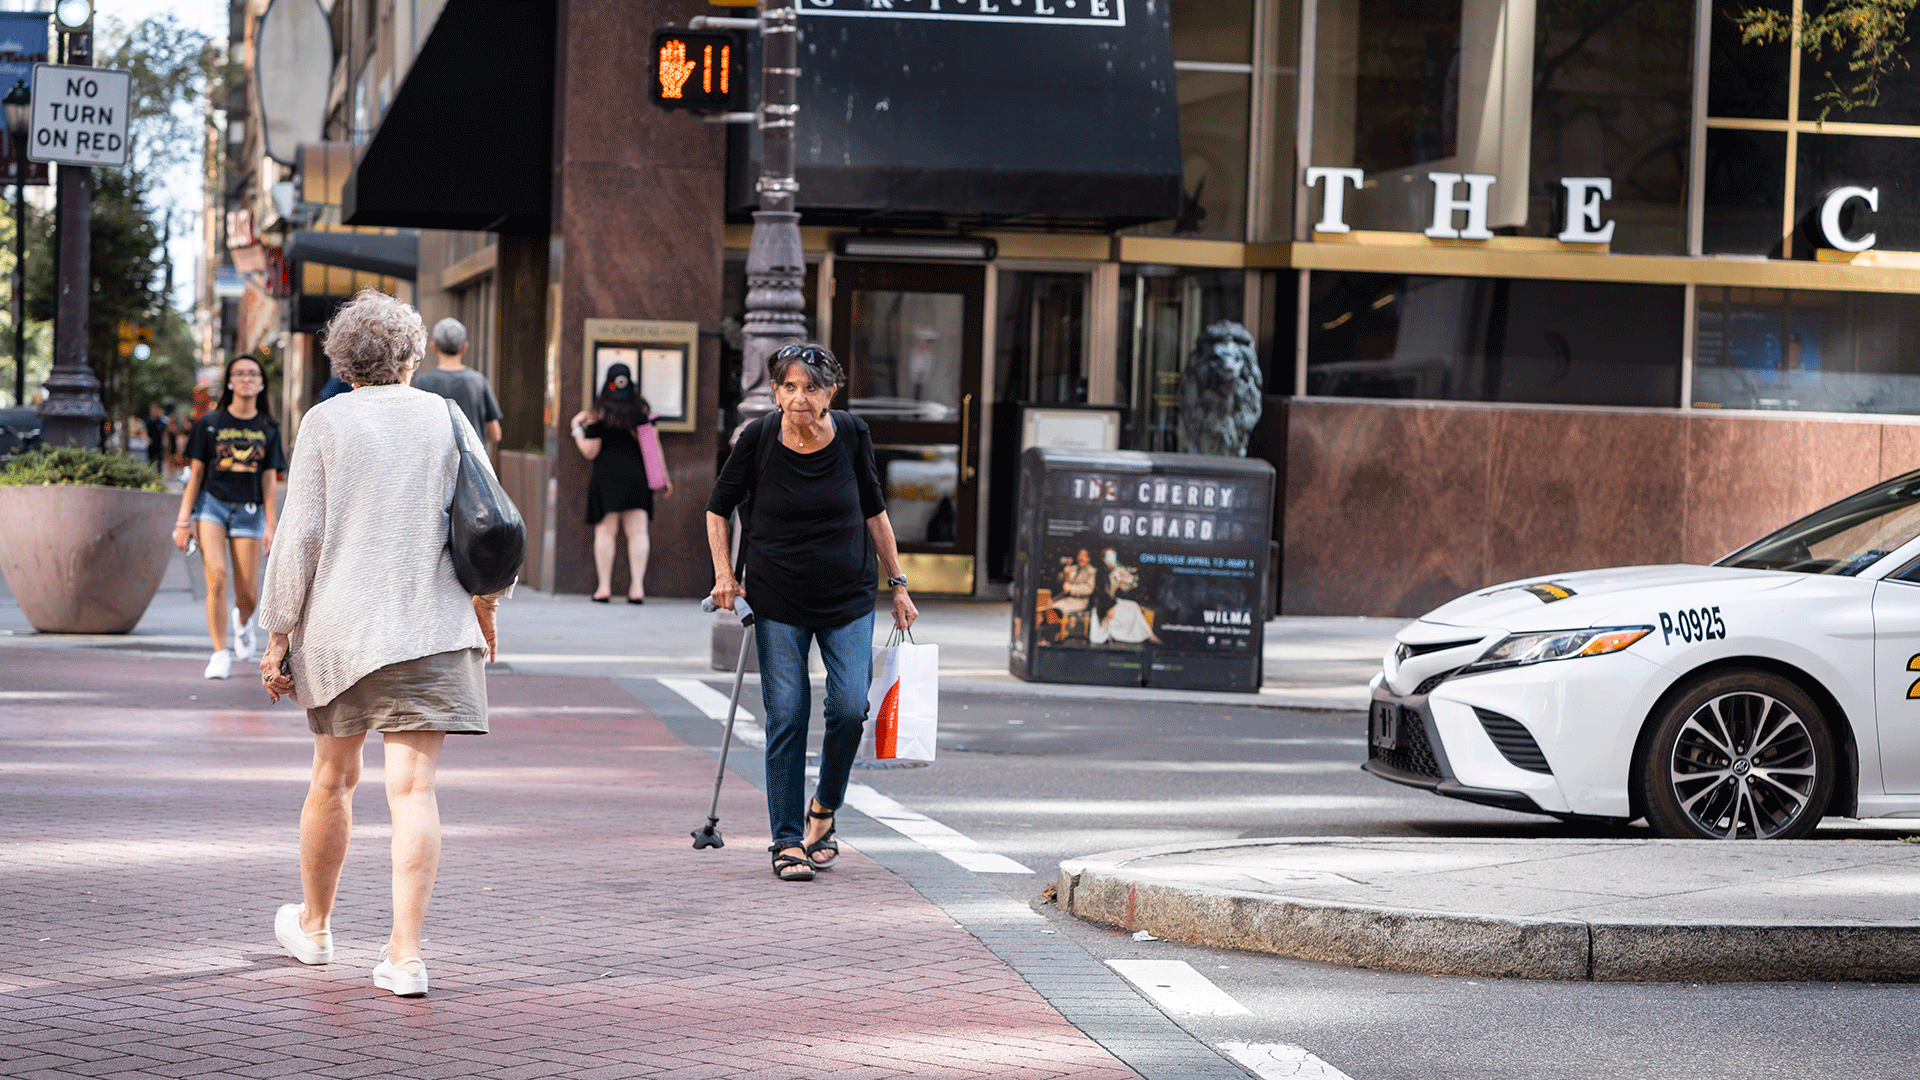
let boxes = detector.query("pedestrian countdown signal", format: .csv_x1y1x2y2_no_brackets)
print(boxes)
650,30,744,112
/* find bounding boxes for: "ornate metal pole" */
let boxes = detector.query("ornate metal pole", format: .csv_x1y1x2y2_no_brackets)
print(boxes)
736,0,804,423
37,28,102,447
9,86,25,409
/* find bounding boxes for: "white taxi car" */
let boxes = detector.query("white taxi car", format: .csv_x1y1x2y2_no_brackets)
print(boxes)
1368,471,1920,839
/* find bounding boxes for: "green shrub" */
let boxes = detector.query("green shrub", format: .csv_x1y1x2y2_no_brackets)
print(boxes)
0,447,165,491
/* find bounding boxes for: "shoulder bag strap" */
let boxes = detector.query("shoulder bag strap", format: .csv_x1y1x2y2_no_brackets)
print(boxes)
734,412,782,580
836,410,878,497
444,398,470,506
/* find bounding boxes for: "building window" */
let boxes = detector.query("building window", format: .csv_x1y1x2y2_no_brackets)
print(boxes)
1309,0,1690,253
1118,267,1245,450
1694,288,1920,414
995,271,1088,407
1707,2,1786,120
1125,0,1255,241
451,276,495,382
1702,129,1787,256
1704,0,1920,259
1305,272,1682,407
353,65,374,143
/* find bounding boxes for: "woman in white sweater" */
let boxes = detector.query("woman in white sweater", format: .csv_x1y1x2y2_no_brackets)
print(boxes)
255,289,503,999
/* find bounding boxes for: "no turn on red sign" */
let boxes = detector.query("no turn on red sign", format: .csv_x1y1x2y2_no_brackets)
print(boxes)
27,63,129,168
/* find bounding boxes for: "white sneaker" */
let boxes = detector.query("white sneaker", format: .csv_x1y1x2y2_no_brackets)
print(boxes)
274,903,333,965
203,649,232,680
373,947,429,997
229,609,254,661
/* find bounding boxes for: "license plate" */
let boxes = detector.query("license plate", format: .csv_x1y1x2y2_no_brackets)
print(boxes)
1370,702,1399,750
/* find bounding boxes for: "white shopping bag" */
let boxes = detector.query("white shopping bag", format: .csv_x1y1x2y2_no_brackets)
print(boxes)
861,636,939,762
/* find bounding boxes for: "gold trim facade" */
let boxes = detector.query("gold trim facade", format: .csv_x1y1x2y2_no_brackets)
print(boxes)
722,228,1920,294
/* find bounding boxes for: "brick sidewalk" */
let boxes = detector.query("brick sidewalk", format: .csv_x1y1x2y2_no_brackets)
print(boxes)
0,649,1138,1079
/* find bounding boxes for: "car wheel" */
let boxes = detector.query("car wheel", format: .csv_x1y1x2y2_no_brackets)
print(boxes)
1641,670,1834,840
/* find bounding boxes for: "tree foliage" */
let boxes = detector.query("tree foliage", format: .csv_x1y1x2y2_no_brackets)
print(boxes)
24,168,176,418
1735,0,1918,118
97,14,229,181
15,15,219,417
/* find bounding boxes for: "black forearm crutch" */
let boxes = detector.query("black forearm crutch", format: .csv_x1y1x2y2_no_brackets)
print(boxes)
691,596,755,849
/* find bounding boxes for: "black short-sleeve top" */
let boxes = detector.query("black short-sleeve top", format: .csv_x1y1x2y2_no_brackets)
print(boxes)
186,408,286,506
707,412,887,629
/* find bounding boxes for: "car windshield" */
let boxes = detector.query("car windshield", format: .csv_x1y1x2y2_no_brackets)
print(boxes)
1720,472,1920,575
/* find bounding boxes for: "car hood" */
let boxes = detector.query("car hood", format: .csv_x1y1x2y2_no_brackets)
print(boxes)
1418,564,1802,633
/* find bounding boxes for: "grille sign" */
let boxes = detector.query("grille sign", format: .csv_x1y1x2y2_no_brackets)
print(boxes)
801,0,1125,27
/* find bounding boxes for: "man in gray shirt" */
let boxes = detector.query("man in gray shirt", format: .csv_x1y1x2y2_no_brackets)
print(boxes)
412,317,502,444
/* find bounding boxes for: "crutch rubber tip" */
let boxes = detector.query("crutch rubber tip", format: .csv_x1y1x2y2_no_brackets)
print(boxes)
691,826,724,849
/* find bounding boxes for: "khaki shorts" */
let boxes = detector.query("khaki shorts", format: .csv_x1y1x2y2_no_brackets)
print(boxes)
306,648,489,737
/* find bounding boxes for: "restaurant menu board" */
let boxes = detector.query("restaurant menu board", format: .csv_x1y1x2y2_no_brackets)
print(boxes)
1009,447,1274,692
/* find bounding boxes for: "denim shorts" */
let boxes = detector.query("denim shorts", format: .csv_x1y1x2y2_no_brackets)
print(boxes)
191,492,265,539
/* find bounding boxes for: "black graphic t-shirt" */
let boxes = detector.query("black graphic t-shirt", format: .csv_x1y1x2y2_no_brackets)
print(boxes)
186,409,286,506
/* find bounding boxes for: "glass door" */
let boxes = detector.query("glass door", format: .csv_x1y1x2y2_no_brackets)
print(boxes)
831,261,986,594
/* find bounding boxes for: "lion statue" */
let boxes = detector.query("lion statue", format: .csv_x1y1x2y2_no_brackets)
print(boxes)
1177,321,1263,458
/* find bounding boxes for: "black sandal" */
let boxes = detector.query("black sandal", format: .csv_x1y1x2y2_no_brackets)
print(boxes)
805,806,839,870
769,844,815,881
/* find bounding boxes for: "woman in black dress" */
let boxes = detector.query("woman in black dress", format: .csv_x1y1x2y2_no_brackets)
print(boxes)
570,364,672,602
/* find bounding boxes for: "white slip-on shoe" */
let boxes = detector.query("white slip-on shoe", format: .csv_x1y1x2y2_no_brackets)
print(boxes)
373,947,429,997
203,650,233,680
274,903,333,965
230,609,254,661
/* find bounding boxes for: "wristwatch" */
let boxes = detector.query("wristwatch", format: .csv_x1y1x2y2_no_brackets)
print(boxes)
887,574,909,589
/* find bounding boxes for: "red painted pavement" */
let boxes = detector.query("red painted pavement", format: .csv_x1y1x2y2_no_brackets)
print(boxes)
0,649,1137,1079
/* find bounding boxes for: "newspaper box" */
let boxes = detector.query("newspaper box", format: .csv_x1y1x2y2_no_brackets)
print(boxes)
1009,447,1274,693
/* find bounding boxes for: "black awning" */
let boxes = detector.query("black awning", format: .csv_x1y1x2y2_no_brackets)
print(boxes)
285,229,419,280
342,0,554,237
730,8,1182,227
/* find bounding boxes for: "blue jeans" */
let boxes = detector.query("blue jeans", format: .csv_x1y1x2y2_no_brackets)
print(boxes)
756,612,873,849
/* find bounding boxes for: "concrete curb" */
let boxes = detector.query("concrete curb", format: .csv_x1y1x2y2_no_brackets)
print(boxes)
1058,840,1920,983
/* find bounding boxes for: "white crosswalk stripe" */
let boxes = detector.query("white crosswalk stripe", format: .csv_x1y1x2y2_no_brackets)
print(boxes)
1106,959,1253,1016
656,678,766,748
1105,962,1358,1078
662,684,1030,874
1218,1042,1356,1080
842,783,1035,874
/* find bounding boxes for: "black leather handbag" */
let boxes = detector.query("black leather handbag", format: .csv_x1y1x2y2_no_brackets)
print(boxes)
443,399,525,595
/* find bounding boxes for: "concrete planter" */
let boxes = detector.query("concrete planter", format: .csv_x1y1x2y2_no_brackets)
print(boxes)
0,485,176,633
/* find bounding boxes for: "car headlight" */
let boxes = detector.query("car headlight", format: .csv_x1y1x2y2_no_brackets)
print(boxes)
1458,626,1652,674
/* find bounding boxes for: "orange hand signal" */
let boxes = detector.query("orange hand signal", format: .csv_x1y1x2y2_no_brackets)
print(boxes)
659,38,697,99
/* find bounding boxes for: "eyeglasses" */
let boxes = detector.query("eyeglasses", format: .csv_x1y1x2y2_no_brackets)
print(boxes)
230,372,264,382
771,343,843,389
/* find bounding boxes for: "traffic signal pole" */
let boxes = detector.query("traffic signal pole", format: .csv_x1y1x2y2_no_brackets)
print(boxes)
36,28,103,448
11,131,23,408
670,2,804,426
736,0,803,422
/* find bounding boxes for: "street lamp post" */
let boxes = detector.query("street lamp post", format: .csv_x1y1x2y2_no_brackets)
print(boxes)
36,6,104,449
735,0,804,423
5,80,28,410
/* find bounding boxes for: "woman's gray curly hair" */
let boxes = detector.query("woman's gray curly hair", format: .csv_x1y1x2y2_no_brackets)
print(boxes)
323,288,426,386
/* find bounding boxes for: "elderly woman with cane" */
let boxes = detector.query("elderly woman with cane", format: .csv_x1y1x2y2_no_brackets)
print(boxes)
706,343,917,881
256,289,505,997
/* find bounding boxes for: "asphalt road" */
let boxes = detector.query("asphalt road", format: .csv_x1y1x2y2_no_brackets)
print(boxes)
782,689,1920,1080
